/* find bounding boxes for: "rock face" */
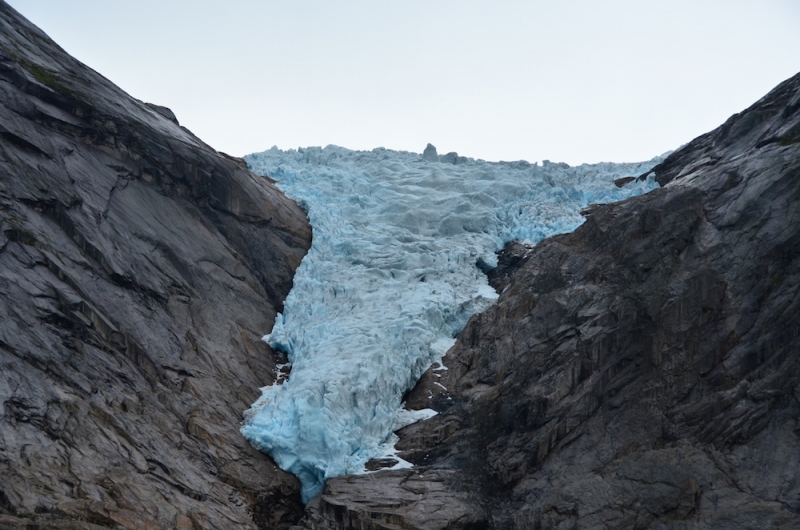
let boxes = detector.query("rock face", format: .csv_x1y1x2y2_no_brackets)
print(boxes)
295,75,800,528
0,3,310,529
421,143,439,162
3,2,799,528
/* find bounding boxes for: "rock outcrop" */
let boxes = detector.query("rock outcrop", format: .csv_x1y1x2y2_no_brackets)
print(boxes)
0,2,310,528
295,74,800,529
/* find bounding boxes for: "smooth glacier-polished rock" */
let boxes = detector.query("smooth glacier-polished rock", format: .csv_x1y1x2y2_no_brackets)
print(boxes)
0,2,310,528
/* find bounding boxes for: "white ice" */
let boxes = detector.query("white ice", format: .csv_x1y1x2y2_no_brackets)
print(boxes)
241,145,661,502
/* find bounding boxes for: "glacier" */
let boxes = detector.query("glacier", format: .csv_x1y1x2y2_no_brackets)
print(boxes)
241,145,661,502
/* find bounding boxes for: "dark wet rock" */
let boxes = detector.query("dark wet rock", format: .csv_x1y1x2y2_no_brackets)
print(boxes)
0,2,309,529
363,458,398,471
614,175,636,187
485,240,535,293
296,74,800,528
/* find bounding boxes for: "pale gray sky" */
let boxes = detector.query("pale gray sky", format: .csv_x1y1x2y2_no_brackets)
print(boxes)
7,0,800,164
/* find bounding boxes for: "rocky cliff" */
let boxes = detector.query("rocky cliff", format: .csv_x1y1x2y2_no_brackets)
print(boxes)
0,2,310,528
295,75,800,528
3,2,799,529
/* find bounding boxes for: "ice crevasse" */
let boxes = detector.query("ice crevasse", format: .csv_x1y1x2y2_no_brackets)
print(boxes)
241,145,662,502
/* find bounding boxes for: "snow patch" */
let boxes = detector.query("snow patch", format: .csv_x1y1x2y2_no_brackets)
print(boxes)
394,407,438,430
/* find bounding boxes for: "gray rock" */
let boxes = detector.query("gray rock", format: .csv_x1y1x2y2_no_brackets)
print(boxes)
144,103,179,125
614,176,636,187
0,2,309,529
298,470,488,530
421,143,438,162
297,73,800,528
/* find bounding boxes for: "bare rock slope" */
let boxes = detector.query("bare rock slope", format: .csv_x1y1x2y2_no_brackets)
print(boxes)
0,3,310,528
297,74,800,529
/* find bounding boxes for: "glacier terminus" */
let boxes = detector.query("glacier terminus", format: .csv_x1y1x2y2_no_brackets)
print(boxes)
241,145,662,502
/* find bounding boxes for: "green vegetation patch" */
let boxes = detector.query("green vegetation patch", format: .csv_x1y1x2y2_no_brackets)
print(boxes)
19,59,77,97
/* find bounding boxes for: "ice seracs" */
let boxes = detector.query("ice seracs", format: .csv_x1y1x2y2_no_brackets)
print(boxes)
241,145,661,502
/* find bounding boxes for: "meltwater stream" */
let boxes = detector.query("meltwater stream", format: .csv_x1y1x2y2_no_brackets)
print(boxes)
241,145,661,501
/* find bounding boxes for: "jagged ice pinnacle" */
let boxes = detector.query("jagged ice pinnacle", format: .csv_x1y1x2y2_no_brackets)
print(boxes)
241,145,661,502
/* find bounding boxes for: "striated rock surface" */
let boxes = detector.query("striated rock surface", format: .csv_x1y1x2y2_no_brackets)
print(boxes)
0,2,310,529
295,74,800,529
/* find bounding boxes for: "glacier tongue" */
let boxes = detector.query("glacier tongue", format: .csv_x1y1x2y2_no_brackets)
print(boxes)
241,145,661,502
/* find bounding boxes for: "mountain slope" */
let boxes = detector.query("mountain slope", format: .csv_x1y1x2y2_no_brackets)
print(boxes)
297,74,800,529
0,2,310,528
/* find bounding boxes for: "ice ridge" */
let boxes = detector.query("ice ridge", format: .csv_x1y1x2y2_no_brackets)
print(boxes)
241,145,661,502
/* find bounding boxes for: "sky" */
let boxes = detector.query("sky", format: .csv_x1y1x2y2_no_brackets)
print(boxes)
6,0,800,165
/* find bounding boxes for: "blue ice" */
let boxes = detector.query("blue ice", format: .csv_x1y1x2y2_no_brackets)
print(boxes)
241,145,661,501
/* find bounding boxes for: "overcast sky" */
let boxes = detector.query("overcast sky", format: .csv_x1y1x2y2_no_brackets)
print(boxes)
7,1,800,165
